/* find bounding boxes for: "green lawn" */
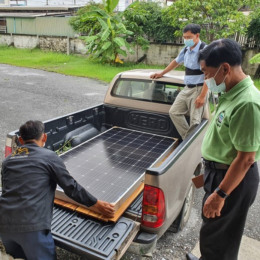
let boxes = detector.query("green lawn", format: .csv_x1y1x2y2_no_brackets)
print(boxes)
0,46,166,82
0,46,259,90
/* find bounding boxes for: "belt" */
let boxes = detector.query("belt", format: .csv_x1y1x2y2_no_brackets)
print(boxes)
203,160,229,170
187,83,203,88
203,160,254,170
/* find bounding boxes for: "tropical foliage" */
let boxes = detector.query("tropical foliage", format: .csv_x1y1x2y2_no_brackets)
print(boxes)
81,0,134,64
247,8,260,45
166,0,260,42
123,2,177,46
69,0,260,64
69,1,103,36
249,53,260,64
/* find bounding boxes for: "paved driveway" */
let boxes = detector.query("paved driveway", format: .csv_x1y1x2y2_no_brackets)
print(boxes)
0,64,259,260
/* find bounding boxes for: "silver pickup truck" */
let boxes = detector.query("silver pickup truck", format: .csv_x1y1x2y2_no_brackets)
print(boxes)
4,69,213,260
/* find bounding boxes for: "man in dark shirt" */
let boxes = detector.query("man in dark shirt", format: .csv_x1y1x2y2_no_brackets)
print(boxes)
0,120,115,260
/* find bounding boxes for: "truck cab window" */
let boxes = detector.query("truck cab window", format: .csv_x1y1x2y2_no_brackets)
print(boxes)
112,79,184,104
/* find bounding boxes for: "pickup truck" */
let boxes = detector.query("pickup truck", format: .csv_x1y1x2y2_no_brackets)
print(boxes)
3,69,213,260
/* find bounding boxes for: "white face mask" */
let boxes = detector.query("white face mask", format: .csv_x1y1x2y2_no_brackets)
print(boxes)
205,66,227,93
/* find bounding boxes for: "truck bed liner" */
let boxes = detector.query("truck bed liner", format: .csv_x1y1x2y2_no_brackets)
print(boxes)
52,205,138,260
125,192,143,216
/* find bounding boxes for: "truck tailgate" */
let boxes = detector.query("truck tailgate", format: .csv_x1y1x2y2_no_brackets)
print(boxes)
52,205,140,260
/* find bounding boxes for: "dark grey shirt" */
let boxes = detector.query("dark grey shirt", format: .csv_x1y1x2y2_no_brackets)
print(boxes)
0,143,97,233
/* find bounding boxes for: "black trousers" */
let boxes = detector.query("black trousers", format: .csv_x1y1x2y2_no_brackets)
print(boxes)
200,163,259,260
0,230,56,260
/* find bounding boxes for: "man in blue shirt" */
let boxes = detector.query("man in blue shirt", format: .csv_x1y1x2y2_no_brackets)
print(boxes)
151,24,208,139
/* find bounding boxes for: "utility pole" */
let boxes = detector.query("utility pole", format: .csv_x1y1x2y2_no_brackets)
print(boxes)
46,0,48,5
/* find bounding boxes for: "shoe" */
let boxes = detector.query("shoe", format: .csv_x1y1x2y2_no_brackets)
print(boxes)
186,253,199,260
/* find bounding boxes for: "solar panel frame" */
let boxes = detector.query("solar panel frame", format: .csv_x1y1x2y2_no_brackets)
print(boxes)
55,127,177,211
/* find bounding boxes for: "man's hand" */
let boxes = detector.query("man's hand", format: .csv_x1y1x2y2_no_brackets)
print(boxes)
194,95,206,108
150,73,163,79
93,200,115,218
203,192,225,218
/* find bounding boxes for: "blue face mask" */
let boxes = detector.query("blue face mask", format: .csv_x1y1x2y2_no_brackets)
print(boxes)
184,39,195,47
205,66,227,93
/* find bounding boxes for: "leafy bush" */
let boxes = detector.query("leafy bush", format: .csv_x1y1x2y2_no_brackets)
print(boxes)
247,9,260,46
82,0,134,64
249,53,260,64
69,0,104,35
166,0,260,42
123,2,178,45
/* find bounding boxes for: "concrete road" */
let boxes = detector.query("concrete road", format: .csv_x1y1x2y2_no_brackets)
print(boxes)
0,64,259,260
0,64,108,162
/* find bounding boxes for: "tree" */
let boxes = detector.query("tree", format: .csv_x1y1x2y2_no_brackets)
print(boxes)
247,8,260,46
247,8,260,79
123,2,177,46
166,0,260,42
69,1,104,36
81,0,134,64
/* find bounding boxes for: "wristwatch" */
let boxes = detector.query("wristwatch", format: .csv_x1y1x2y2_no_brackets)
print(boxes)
215,187,229,199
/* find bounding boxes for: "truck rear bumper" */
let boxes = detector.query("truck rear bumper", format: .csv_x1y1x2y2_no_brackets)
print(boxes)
127,232,158,256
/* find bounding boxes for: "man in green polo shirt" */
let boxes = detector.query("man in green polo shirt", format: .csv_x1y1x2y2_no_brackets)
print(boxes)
186,39,260,260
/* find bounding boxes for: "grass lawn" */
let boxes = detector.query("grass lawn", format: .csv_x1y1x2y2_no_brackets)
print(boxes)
0,46,259,90
0,46,168,83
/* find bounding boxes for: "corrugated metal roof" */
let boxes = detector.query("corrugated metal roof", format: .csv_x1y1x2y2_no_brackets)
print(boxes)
0,5,80,11
0,12,71,17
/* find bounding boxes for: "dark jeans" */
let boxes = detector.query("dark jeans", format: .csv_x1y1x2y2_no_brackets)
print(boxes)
200,163,259,260
0,230,56,260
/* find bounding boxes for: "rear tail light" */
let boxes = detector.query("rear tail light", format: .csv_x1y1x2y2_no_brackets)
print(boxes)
142,185,165,228
5,146,12,157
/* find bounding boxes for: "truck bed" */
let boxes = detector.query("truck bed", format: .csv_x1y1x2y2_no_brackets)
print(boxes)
52,193,143,260
0,189,143,260
52,205,138,260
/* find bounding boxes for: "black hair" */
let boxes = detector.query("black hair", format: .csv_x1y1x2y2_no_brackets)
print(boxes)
183,24,201,34
19,120,45,141
198,38,242,67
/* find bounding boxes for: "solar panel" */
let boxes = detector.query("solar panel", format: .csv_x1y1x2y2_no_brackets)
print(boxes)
55,127,177,211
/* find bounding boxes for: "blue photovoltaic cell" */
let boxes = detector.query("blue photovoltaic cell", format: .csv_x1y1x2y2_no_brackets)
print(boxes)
58,127,176,203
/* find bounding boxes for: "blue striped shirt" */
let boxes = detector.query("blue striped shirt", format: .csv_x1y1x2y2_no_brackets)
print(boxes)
175,40,206,85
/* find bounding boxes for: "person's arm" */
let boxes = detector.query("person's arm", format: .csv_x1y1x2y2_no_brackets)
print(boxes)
150,47,185,79
150,60,180,79
50,155,115,217
203,151,255,218
219,151,255,195
194,82,208,108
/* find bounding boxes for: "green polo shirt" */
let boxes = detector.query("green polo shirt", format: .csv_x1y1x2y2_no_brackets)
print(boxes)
202,76,260,165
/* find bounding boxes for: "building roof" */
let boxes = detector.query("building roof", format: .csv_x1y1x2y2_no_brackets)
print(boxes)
0,5,80,11
0,11,71,17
